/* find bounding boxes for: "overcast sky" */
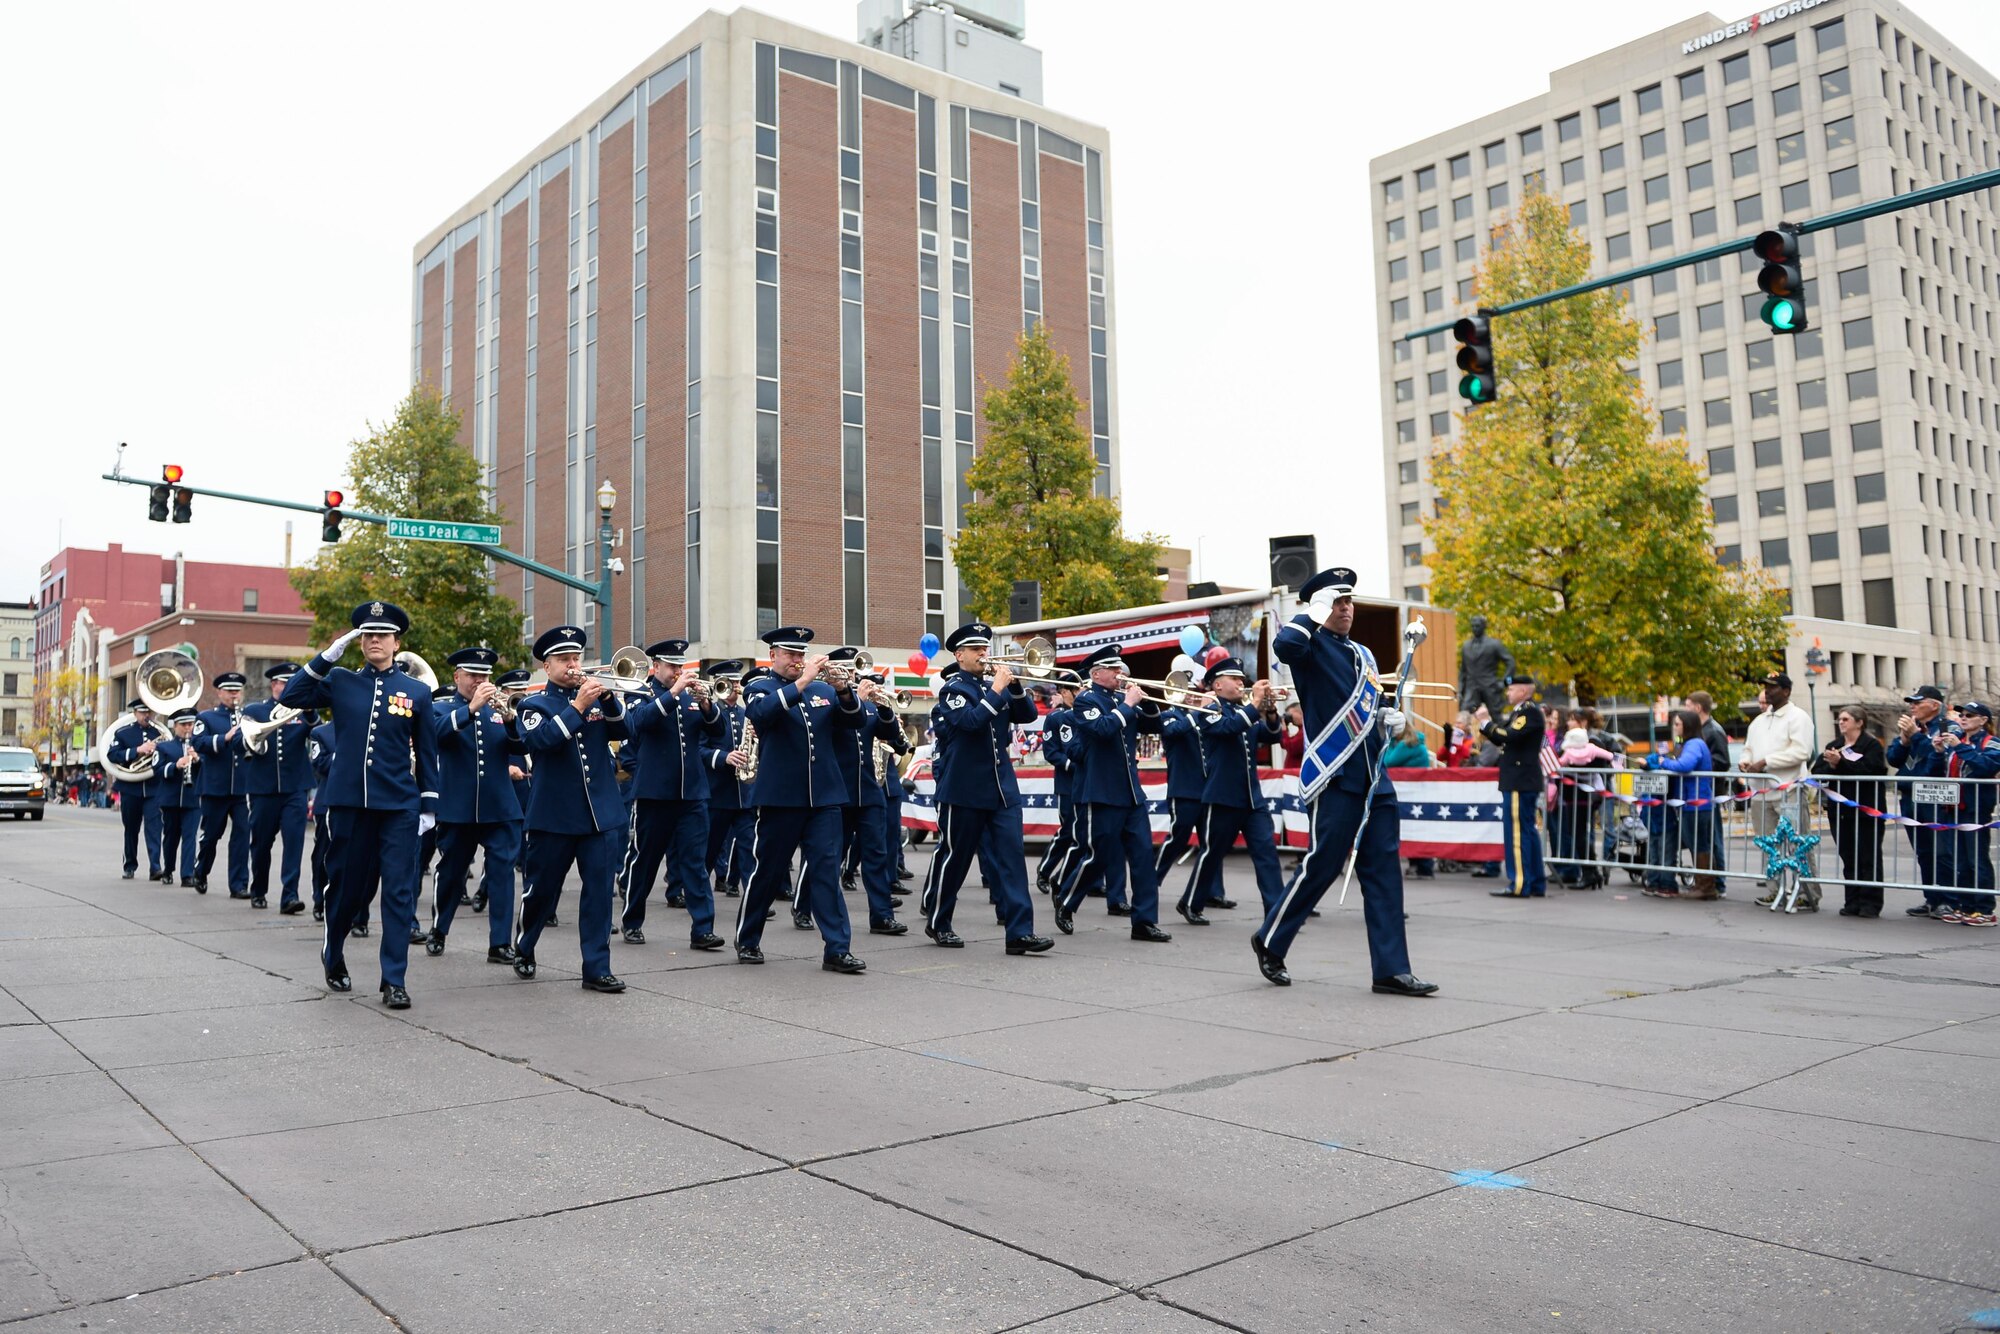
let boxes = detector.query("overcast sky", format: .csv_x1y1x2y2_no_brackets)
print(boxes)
5,0,1994,608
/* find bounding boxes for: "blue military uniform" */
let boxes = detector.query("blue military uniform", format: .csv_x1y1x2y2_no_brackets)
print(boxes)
1181,659,1287,919
1253,567,1433,995
497,668,536,894
824,650,908,936
427,647,525,957
106,708,164,878
1888,689,1958,913
731,627,871,971
153,712,204,884
279,603,440,1005
1479,675,1548,898
240,663,314,911
918,624,1049,951
192,675,252,895
307,720,338,919
619,639,728,948
1152,707,1209,885
512,625,632,990
1034,689,1083,891
1054,644,1171,940
703,663,756,897
1938,704,2000,919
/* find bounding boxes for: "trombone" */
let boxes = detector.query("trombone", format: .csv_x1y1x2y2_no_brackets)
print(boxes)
983,635,1079,684
580,645,655,696
1370,675,1460,703
1115,668,1223,717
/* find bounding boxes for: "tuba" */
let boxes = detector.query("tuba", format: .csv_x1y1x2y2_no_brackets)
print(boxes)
99,649,203,783
395,651,439,692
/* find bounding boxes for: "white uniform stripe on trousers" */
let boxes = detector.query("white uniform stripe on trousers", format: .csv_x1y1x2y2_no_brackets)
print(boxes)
1063,804,1095,910
1051,802,1087,891
1261,792,1330,947
618,802,641,900
732,810,767,946
926,805,956,931
1182,804,1219,915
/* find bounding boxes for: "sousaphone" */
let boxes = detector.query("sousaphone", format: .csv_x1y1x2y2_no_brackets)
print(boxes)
98,649,203,783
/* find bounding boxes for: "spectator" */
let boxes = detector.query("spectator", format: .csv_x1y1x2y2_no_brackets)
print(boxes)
1383,716,1435,879
1438,711,1478,768
1888,686,1955,920
1554,726,1618,888
1279,703,1304,772
1811,706,1888,918
1649,708,1718,899
1741,672,1818,910
1937,703,1999,927
1684,691,1734,892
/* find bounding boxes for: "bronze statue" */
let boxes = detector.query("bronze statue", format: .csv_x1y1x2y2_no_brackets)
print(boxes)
1457,615,1516,720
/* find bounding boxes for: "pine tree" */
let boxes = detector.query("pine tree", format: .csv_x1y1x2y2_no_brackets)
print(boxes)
1425,188,1789,705
952,323,1162,622
289,390,525,667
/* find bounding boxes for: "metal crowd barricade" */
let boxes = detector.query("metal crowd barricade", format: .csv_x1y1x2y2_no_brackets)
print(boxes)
1543,767,2000,915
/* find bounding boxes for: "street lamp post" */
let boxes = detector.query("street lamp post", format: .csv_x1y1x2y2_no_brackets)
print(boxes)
595,479,618,635
1803,640,1830,749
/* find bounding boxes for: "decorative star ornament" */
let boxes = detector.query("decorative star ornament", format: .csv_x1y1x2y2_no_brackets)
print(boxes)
1752,813,1821,881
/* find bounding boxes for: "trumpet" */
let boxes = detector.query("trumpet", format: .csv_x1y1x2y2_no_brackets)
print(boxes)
240,704,305,755
822,650,874,690
580,645,654,696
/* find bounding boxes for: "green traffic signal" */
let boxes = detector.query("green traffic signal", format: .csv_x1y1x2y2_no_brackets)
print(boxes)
1761,296,1801,332
1458,374,1495,404
1453,313,1498,405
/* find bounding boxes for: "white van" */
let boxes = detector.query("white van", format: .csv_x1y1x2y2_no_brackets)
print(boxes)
0,748,48,819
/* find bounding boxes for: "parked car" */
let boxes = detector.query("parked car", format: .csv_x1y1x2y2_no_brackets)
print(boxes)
0,748,49,820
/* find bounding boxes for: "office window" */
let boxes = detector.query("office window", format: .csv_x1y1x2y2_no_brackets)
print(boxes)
1824,116,1855,150
1386,216,1406,243
1454,235,1476,262
1753,437,1782,467
1804,480,1835,510
1708,446,1735,475
1837,266,1869,298
1487,182,1508,208
1745,338,1773,370
1862,578,1895,625
1657,358,1684,388
1705,398,1732,427
1847,368,1877,399
1606,232,1631,261
1776,131,1805,164
1812,581,1843,617
1455,278,1473,303
1761,537,1790,567
1604,187,1628,216
1683,113,1710,145
1449,152,1470,179
1644,173,1669,204
1734,194,1762,225
1696,302,1723,332
1398,459,1419,484
1645,218,1673,250
1383,178,1404,204
1596,98,1621,128
1722,52,1749,84
1421,245,1440,272
1637,84,1663,115
1678,69,1706,99
1757,486,1787,517
243,589,259,613
1484,140,1507,169
1687,160,1713,190
1858,526,1891,557
1828,166,1860,198
1808,534,1841,563
1394,378,1412,402
1557,112,1581,142
1427,369,1447,396
1750,387,1778,418
1814,17,1844,51
1794,328,1822,361
1561,157,1583,186
1387,257,1407,282
1429,411,1450,435
1701,349,1729,379
1690,206,1717,237
1718,544,1742,566
1396,418,1416,443
1727,99,1755,131
1418,204,1438,231
1850,419,1881,451
1520,126,1544,155
1452,194,1472,220
1767,34,1796,68
1400,501,1420,526
1601,143,1625,171
1569,200,1588,226
1402,543,1423,567
1389,296,1409,322
1843,316,1873,349
1772,84,1801,117
1712,494,1739,523
1662,407,1687,434
1731,146,1758,178
1780,179,1811,211
1416,165,1436,192
1820,66,1850,101
1854,472,1886,504
1798,378,1827,410
1641,129,1666,159
1800,428,1830,459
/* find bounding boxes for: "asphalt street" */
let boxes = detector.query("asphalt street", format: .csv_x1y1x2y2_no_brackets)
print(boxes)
3,805,1998,1332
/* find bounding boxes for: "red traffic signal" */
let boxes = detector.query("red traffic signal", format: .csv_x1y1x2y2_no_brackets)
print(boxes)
324,489,344,508
162,464,184,484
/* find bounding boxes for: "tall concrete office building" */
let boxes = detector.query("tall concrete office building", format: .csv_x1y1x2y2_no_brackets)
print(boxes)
1373,0,1998,703
411,3,1116,660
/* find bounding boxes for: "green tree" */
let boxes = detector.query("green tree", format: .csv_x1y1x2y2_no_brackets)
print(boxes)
1424,188,1789,705
290,390,524,667
952,323,1163,621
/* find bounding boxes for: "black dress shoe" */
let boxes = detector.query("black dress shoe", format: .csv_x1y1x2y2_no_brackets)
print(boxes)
380,983,411,1010
229,891,252,900
280,900,304,915
1251,937,1290,986
896,868,915,881
1006,935,1055,955
725,882,744,898
871,918,910,936
1177,905,1211,926
193,877,208,894
622,927,646,944
737,946,765,964
325,971,352,993
840,876,858,894
1055,910,1074,935
121,869,136,880
1372,973,1440,997
1208,897,1238,910
791,909,814,931
486,944,519,964
181,877,199,889
763,907,776,920
424,930,445,957
926,926,965,947
1905,903,1933,917
350,923,370,937
547,914,560,927
409,926,428,944
822,952,867,974
1838,906,1862,917
312,908,325,923
513,956,537,979
251,896,268,910
153,870,173,883
581,974,627,993
1106,903,1132,918
1130,922,1173,943
690,932,725,950
665,894,685,909
471,892,488,912
457,893,473,907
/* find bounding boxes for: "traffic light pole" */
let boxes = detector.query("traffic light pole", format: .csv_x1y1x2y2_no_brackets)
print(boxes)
100,472,609,611
1401,165,2000,340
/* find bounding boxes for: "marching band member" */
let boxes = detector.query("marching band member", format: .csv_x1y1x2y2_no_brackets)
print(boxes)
281,601,440,1009
1476,673,1549,899
497,667,535,914
918,623,1052,954
426,647,525,961
619,638,728,950
703,661,756,899
732,626,871,974
1251,568,1436,995
192,672,252,897
308,718,336,923
154,708,204,886
1052,644,1173,943
240,663,314,913
1180,659,1286,922
874,675,913,888
511,625,630,993
1035,680,1084,894
826,647,908,939
106,701,164,881
1151,692,1210,890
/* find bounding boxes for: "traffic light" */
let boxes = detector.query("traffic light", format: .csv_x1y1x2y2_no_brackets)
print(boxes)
1754,225,1808,334
1453,313,1498,405
147,484,169,522
170,487,192,523
321,490,344,543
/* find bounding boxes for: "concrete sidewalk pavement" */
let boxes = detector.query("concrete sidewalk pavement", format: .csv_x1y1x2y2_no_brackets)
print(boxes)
3,806,1998,1331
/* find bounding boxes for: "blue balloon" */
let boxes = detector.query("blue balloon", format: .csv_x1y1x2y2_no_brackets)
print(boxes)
1178,627,1206,659
918,633,941,657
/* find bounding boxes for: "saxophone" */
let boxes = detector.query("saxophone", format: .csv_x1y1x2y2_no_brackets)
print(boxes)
737,720,760,784
871,738,890,786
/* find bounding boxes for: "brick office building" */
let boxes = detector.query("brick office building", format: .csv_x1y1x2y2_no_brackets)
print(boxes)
411,3,1118,660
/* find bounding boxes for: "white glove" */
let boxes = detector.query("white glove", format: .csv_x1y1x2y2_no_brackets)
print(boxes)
325,627,363,659
1379,708,1407,737
417,813,435,836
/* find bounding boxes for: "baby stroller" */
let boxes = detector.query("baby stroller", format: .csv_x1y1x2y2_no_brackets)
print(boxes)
1611,810,1651,884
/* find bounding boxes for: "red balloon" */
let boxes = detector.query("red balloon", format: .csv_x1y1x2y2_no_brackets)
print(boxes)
906,651,932,677
1203,645,1230,668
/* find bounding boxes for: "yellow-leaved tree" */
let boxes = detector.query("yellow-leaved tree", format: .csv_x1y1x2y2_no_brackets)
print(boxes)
1425,188,1789,705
